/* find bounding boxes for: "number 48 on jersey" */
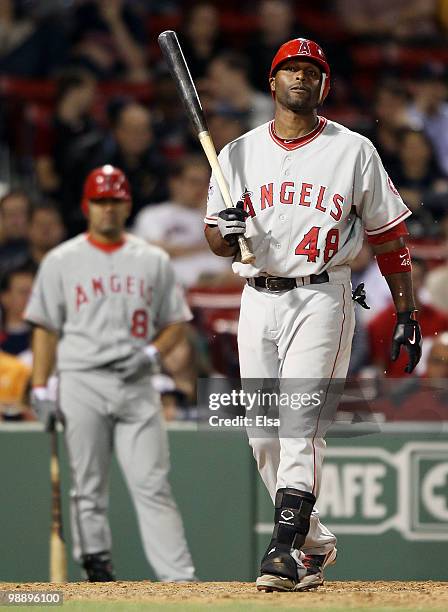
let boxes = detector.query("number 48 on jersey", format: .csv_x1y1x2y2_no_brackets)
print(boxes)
295,227,339,263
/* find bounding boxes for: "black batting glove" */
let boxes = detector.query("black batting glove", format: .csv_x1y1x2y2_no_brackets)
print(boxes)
217,201,249,245
391,311,422,374
352,282,370,310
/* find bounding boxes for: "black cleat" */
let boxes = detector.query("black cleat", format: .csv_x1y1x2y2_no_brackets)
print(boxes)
82,551,116,582
256,547,298,592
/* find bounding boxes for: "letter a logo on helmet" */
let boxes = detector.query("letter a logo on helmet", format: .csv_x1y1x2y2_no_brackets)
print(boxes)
270,38,330,103
81,165,132,216
298,40,311,55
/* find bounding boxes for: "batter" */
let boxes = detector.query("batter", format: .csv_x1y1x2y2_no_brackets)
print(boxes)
204,39,422,591
26,165,195,582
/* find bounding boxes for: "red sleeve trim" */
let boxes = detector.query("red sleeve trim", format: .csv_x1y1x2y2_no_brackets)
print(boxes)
364,210,411,235
366,221,409,245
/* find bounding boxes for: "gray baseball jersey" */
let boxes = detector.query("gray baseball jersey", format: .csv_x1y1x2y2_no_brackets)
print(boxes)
205,118,411,278
25,231,196,580
25,233,192,370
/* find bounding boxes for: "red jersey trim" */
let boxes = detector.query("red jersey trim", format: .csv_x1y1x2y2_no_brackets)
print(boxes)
87,233,126,252
366,221,409,245
269,116,327,151
364,209,412,235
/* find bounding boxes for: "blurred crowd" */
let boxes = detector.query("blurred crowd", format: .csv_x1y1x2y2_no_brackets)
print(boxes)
0,0,447,422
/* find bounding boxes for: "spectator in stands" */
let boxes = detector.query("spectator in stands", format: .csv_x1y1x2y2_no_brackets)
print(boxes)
0,190,31,273
367,258,448,377
426,263,448,315
205,52,273,131
92,101,168,222
244,0,303,92
133,155,230,287
26,202,65,266
34,68,101,236
0,0,68,77
379,332,448,421
149,1,180,14
0,262,36,357
440,0,448,33
407,62,448,175
441,213,448,241
178,2,224,80
0,349,31,420
69,0,149,82
208,110,248,153
335,0,439,41
368,81,414,175
151,65,191,161
391,128,446,238
425,332,448,378
0,201,65,270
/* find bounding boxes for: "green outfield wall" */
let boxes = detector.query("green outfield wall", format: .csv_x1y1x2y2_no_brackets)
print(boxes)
0,423,447,582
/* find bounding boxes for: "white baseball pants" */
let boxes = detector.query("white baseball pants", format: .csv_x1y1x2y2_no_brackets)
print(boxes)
238,266,355,554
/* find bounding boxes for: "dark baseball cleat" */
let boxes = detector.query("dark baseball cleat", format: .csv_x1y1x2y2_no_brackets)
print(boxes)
256,573,297,592
294,547,337,591
256,548,298,592
82,551,116,582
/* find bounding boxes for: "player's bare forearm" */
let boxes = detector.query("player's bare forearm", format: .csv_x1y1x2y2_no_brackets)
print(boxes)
152,322,189,357
31,325,58,387
372,238,416,313
204,226,239,257
383,271,416,313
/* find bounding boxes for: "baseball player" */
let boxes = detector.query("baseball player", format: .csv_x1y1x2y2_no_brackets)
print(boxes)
204,39,422,591
25,165,195,582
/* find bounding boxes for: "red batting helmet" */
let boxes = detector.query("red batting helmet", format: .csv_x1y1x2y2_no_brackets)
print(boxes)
270,38,330,103
81,165,132,216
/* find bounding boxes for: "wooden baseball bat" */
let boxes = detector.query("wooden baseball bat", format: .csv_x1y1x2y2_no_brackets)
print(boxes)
158,30,255,265
49,418,67,583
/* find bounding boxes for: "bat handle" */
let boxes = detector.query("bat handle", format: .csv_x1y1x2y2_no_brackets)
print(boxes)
238,235,256,264
198,131,256,265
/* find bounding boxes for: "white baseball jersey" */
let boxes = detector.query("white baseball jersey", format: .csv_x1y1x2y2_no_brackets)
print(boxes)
133,201,229,287
205,117,411,277
25,233,192,370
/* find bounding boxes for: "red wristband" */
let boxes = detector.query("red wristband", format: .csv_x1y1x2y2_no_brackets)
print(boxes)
376,246,412,276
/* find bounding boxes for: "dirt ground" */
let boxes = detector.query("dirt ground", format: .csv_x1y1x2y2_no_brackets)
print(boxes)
1,581,448,609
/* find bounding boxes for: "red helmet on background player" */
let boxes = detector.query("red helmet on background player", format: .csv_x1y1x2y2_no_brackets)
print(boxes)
270,38,330,103
81,165,132,216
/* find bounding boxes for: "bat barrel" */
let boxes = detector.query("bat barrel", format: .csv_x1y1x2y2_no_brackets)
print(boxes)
158,30,207,135
158,29,256,266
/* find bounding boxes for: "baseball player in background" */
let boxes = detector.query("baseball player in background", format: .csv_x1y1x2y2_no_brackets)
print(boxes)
25,165,195,582
205,39,422,591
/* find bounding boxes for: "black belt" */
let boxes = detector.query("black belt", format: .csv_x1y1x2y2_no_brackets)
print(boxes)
248,271,329,292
